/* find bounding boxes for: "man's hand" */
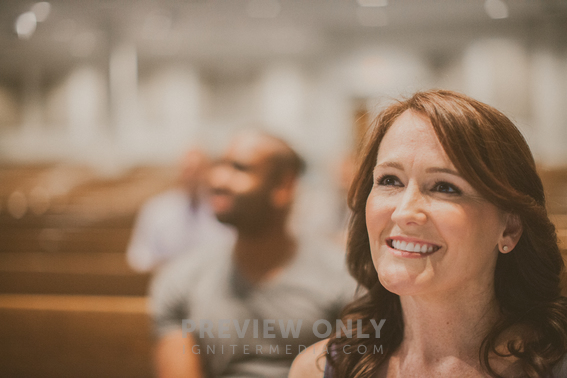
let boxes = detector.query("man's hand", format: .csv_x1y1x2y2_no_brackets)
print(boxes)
155,330,203,378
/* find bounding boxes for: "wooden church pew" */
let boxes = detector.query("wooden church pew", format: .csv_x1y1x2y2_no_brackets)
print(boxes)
0,294,154,378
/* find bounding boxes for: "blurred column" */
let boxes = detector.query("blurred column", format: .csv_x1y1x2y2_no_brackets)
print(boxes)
141,66,201,146
22,64,43,135
307,63,350,163
463,41,495,106
67,66,107,144
258,63,306,140
463,39,533,152
531,21,567,167
161,66,200,141
109,42,139,137
463,39,530,118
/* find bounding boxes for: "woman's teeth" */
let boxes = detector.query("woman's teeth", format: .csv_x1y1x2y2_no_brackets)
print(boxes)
391,240,436,253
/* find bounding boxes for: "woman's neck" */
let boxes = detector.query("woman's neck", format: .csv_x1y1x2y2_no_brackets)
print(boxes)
388,287,500,376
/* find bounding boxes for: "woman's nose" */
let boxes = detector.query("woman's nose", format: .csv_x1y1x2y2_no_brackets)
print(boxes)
391,182,427,226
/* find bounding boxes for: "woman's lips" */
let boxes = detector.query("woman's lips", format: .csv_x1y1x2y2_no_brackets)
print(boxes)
386,237,441,257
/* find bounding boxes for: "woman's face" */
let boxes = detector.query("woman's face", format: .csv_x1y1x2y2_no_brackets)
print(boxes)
366,110,508,298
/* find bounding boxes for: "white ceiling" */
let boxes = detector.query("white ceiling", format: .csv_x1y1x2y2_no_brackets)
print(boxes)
0,0,565,78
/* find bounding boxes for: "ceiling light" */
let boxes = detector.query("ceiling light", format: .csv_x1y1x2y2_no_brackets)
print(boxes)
484,0,508,19
15,12,37,39
31,2,51,22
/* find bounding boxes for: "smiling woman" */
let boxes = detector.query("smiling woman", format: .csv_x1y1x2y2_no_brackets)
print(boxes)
289,90,567,378
366,110,518,301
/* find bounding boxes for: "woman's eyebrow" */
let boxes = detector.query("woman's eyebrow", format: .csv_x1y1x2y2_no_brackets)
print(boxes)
375,161,404,170
374,162,461,178
425,167,461,177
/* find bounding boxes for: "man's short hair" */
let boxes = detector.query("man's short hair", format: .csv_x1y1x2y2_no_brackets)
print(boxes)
263,134,306,185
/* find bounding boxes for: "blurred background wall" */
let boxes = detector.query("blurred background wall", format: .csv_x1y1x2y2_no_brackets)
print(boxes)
1,0,566,167
1,0,566,234
0,1,566,377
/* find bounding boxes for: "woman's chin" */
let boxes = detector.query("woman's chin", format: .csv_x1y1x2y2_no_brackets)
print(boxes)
377,270,425,297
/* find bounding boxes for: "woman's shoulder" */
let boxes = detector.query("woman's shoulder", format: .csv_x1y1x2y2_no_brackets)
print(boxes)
289,339,329,378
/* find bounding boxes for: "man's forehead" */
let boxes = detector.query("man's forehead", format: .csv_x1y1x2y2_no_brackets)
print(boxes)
223,133,278,164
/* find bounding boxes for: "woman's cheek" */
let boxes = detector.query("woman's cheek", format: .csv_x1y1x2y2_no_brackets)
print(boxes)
366,195,391,239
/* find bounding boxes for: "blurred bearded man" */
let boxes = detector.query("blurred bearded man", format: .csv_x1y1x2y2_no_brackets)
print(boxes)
150,131,355,378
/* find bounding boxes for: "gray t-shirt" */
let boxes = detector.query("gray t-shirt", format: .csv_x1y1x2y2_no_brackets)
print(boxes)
150,238,357,378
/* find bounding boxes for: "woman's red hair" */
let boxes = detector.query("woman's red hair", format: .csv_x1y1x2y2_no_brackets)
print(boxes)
327,90,567,378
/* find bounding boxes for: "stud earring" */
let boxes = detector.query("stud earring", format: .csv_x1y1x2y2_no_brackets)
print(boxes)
502,245,509,252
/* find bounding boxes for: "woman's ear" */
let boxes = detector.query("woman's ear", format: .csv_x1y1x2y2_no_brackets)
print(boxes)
499,213,523,254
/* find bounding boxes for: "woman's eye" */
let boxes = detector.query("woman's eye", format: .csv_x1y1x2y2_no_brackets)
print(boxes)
433,181,461,194
377,175,402,187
